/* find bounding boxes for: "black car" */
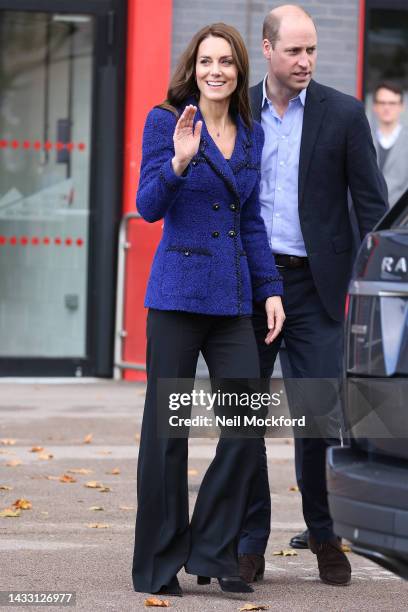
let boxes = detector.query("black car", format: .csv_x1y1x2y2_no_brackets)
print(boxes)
327,188,408,579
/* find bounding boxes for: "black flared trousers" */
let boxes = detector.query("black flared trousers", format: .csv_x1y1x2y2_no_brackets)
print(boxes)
132,309,263,593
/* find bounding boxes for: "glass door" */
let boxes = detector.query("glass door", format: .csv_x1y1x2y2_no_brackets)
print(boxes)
0,0,125,376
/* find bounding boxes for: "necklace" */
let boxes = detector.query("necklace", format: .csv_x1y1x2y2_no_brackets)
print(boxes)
210,123,230,139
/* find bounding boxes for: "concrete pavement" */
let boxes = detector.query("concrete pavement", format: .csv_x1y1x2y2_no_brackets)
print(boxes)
0,381,407,611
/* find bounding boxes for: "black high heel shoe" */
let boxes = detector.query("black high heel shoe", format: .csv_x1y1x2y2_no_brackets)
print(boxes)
197,575,254,593
154,575,183,597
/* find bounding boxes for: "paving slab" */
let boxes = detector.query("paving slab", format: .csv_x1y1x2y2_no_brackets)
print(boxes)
0,381,407,611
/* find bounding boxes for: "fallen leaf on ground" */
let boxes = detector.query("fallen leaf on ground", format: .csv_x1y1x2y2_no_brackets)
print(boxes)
38,453,54,461
87,523,110,529
5,460,22,467
85,481,103,489
84,481,111,492
83,433,93,444
29,446,44,453
12,499,32,510
0,439,16,446
188,469,199,476
144,598,170,608
59,474,77,483
108,468,120,475
0,485,12,491
89,506,104,511
341,544,351,553
0,508,21,517
97,450,112,455
272,549,298,557
239,605,270,611
288,485,299,492
119,506,135,511
68,468,93,475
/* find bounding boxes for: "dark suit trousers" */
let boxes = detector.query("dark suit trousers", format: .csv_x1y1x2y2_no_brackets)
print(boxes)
238,265,343,553
132,309,264,593
278,348,305,493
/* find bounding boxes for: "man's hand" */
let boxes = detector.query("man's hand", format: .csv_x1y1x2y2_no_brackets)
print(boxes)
264,296,285,345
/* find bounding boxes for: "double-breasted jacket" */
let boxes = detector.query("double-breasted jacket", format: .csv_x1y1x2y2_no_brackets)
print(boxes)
137,101,282,316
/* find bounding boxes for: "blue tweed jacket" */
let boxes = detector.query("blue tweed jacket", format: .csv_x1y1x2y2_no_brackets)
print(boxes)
137,102,283,316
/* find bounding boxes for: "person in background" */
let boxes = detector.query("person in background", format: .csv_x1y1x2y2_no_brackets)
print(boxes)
372,81,408,207
238,4,388,588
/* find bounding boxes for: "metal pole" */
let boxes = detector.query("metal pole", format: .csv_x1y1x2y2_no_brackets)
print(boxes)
113,212,144,379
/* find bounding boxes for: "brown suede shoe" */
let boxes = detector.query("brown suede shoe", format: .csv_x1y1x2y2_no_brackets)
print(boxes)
238,553,265,583
309,535,351,586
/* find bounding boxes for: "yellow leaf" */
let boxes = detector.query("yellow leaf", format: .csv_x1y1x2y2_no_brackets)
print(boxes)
84,481,110,492
289,485,299,492
0,508,21,517
29,446,44,453
0,439,16,446
6,460,22,467
85,481,103,489
38,453,54,461
188,469,199,476
83,433,93,444
144,598,170,608
67,468,93,475
59,474,77,483
0,485,12,491
239,605,270,611
12,498,32,510
109,468,120,475
89,506,104,511
119,506,135,511
87,523,110,529
341,544,351,553
272,549,298,557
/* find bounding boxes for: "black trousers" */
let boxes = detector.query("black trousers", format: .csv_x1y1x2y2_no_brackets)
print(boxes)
279,348,304,492
132,309,264,593
238,265,343,553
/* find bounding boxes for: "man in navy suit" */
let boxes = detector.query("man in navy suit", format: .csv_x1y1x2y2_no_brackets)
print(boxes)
238,4,388,587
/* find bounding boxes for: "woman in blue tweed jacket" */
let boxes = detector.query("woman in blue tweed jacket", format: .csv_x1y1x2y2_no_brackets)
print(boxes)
132,23,285,597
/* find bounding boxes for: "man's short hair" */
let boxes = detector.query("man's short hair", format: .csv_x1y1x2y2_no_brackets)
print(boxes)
262,5,315,48
374,81,404,103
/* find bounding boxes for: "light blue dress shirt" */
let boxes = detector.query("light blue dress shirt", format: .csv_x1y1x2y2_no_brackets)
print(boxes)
259,75,307,257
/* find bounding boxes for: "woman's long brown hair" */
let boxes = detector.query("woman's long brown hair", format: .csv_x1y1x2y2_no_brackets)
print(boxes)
159,23,252,128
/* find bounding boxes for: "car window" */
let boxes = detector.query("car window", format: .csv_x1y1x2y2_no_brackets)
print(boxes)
390,210,408,229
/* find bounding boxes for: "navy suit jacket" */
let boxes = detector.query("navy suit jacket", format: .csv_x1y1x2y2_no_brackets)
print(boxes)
137,102,282,316
250,79,388,321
